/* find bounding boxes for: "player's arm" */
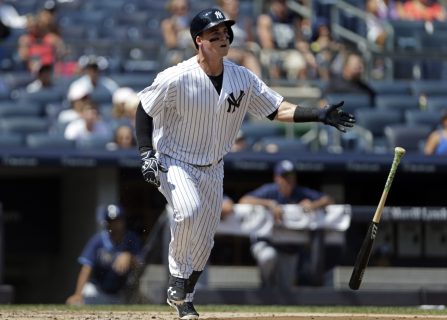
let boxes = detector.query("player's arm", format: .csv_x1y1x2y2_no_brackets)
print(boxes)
271,100,356,133
239,195,282,222
135,102,168,187
424,131,440,155
66,264,92,305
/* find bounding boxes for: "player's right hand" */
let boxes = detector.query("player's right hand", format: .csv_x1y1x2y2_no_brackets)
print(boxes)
140,150,168,187
319,101,356,133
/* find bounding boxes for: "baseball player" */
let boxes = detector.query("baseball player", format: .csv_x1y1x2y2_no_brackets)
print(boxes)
135,8,355,319
66,204,142,305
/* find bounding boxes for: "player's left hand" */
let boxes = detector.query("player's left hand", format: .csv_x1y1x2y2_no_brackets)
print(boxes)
140,150,168,187
319,101,355,133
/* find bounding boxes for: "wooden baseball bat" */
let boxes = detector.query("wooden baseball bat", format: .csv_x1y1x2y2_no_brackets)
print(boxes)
349,147,406,290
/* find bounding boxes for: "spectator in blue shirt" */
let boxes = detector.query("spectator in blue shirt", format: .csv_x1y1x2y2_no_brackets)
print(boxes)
66,204,142,305
239,160,334,288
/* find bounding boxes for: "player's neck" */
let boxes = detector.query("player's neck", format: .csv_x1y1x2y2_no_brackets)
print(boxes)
197,53,224,76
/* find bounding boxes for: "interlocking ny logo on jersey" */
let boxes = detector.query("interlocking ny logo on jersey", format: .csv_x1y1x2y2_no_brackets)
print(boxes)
227,90,245,113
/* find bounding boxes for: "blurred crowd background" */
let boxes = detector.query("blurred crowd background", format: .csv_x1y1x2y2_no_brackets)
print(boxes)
1,0,447,156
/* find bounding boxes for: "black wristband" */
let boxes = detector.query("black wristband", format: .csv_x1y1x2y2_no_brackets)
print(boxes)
293,105,320,123
135,102,154,153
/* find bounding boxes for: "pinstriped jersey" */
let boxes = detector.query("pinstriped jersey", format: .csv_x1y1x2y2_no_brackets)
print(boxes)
138,56,283,166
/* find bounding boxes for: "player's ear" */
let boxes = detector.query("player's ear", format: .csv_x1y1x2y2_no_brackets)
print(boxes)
195,35,202,48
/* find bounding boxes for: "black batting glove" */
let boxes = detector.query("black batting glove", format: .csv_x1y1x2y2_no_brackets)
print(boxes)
319,101,356,133
140,150,168,187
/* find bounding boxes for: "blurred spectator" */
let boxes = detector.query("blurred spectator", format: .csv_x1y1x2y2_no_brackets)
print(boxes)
323,51,376,105
257,0,316,80
216,0,262,76
72,55,119,96
221,194,235,220
112,87,138,125
66,204,142,305
107,125,136,151
238,160,334,289
366,0,391,48
58,78,93,125
0,0,27,31
38,0,60,35
161,0,195,67
64,102,112,144
230,129,248,152
309,17,342,80
424,111,447,155
18,14,66,73
400,0,446,21
26,63,54,93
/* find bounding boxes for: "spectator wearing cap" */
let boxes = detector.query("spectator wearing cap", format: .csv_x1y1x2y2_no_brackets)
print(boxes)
111,87,138,125
72,55,119,98
66,204,142,305
238,159,334,289
57,77,93,126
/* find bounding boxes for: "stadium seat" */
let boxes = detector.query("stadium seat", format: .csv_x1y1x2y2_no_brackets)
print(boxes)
324,93,372,114
426,96,447,113
410,81,447,97
0,117,49,135
0,133,24,147
241,121,285,148
76,137,111,150
26,133,76,149
404,110,440,130
355,109,402,152
18,89,64,108
252,137,308,153
384,125,432,153
0,103,42,118
375,95,420,114
368,81,412,95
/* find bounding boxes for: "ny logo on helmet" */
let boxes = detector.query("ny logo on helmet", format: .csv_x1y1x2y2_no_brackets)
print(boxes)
227,90,245,113
214,11,224,19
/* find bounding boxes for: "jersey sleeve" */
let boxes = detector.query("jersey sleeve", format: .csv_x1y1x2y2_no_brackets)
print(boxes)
247,74,283,119
298,187,326,201
247,183,276,199
78,234,101,267
137,68,177,118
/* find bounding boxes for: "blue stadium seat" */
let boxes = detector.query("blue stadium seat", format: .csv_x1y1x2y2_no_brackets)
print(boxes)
384,125,432,153
426,96,447,113
76,137,111,150
404,110,440,130
0,103,42,118
26,133,75,149
355,109,402,152
0,116,49,135
368,81,412,95
375,95,420,114
241,121,285,148
0,133,24,147
18,89,64,108
252,137,308,154
324,93,372,114
411,81,447,97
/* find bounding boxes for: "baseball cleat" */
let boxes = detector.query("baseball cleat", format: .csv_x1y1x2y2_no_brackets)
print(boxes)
167,275,187,304
167,299,199,320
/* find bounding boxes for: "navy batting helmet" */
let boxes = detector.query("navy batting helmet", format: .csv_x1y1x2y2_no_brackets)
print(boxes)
190,8,235,49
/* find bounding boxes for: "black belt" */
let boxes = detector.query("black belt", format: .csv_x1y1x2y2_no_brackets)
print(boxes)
193,158,223,168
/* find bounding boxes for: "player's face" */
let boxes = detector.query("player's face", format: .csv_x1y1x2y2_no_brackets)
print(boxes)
198,24,230,56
